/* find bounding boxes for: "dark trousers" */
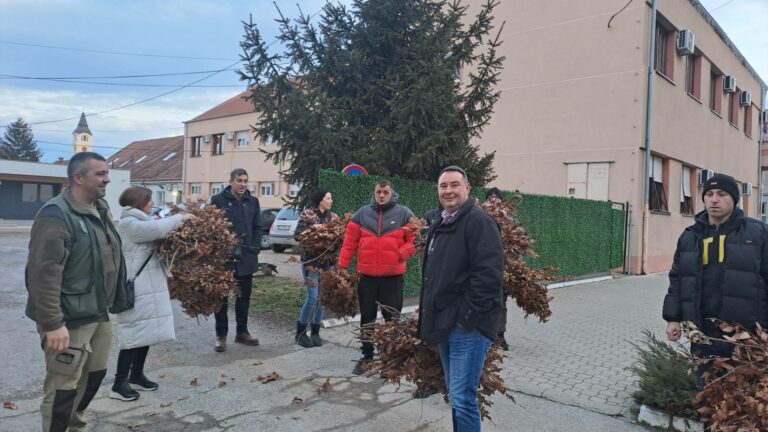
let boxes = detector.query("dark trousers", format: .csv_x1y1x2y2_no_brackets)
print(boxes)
214,273,253,337
115,346,150,380
691,321,735,390
358,275,404,356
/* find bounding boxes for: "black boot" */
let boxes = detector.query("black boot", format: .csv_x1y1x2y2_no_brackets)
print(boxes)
296,321,314,348
129,373,159,391
311,324,323,347
110,378,140,401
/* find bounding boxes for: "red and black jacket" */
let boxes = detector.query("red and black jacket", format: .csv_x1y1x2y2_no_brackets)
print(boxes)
338,194,416,277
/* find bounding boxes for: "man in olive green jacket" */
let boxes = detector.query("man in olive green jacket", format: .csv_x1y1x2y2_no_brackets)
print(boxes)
26,152,127,432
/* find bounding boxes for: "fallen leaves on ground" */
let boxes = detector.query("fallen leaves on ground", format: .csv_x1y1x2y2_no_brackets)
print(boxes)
190,378,199,386
254,372,282,383
3,401,17,410
291,397,303,404
217,381,227,388
160,402,173,408
315,378,332,394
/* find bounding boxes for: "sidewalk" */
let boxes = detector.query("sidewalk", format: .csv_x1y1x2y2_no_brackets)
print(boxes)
0,219,32,233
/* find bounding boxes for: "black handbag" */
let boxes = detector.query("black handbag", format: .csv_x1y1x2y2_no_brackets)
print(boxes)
125,251,153,309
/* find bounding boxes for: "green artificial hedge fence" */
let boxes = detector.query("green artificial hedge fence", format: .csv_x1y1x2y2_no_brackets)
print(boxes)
319,169,626,297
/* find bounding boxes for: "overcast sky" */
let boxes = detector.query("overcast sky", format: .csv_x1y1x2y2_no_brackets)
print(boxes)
0,0,766,163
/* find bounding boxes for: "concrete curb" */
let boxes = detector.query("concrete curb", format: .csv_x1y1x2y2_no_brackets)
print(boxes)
0,226,32,233
547,275,613,290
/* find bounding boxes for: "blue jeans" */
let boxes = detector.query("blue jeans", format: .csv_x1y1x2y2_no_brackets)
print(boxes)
298,263,332,325
438,326,492,432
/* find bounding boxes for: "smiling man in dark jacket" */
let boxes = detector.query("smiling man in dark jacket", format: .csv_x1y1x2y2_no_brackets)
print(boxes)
210,168,262,352
663,173,768,388
418,166,504,432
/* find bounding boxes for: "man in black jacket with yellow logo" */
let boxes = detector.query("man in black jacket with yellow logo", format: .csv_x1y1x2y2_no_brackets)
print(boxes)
663,173,768,388
210,168,262,352
418,166,504,431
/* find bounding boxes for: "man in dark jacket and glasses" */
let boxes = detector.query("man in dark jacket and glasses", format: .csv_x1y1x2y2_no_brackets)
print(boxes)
663,173,768,388
418,166,504,432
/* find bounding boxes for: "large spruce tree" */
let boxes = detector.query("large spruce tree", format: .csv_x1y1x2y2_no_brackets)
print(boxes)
0,118,42,161
238,0,504,203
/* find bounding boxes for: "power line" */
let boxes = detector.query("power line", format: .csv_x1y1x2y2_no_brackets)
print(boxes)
0,69,239,80
0,40,238,61
710,0,736,13
0,76,243,88
4,59,242,127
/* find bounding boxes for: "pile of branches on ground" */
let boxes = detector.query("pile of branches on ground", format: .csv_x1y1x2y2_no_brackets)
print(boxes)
156,200,237,318
683,321,768,431
318,268,359,319
368,308,513,421
482,200,556,322
297,212,351,266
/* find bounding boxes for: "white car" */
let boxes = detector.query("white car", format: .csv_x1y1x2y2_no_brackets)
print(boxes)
268,208,301,252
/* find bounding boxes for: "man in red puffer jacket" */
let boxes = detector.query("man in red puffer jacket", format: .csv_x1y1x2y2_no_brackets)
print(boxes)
339,180,416,374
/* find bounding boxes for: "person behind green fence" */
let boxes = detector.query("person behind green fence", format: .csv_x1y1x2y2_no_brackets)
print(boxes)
483,187,510,351
663,173,768,391
338,179,417,375
25,151,128,432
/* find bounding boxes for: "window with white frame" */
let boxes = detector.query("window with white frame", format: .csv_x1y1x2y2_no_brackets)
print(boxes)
261,134,275,146
156,190,165,205
289,184,301,197
211,183,224,195
191,137,202,157
260,182,274,196
649,155,668,212
191,183,201,195
236,131,249,148
680,166,693,215
212,134,224,155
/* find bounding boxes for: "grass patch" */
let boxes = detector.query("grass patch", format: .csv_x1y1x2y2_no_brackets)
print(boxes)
249,276,306,322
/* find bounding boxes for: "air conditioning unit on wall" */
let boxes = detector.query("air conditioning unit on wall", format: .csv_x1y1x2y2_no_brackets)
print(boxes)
723,75,736,93
742,182,753,196
226,132,234,140
740,91,752,107
676,29,695,55
699,169,714,185
761,110,768,124
203,135,210,143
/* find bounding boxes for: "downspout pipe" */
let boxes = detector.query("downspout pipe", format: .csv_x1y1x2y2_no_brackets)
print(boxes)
759,89,767,215
641,0,658,275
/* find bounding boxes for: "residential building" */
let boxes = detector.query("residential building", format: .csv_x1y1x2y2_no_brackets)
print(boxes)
469,0,766,274
106,136,184,206
183,90,293,207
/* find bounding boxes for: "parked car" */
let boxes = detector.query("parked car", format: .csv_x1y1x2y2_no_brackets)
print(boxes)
259,207,279,249
268,207,301,252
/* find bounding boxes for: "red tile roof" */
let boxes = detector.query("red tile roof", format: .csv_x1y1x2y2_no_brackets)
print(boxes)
107,136,183,182
188,89,254,122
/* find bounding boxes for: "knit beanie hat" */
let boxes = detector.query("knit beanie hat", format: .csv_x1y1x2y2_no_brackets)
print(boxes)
702,174,739,203
310,188,329,208
485,187,502,200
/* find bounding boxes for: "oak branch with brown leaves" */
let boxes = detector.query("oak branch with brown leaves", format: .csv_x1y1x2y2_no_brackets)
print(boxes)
683,321,768,432
482,200,555,322
368,309,513,421
297,213,350,267
156,201,238,318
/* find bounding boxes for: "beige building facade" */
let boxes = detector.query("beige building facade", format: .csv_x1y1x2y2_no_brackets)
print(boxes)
471,0,766,274
183,91,296,208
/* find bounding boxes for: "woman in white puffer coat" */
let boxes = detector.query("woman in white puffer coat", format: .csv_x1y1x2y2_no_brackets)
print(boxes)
110,186,193,402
